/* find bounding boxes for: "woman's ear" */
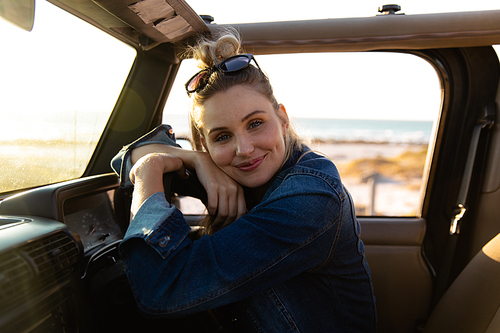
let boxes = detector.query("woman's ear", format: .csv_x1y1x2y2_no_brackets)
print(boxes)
200,136,208,152
278,104,289,132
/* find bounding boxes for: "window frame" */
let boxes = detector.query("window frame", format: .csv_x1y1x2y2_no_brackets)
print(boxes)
412,47,500,280
0,3,137,196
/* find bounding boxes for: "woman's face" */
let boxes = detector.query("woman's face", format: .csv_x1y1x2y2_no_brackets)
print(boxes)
200,85,289,189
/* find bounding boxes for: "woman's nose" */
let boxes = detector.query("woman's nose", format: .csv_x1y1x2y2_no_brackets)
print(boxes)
236,137,254,157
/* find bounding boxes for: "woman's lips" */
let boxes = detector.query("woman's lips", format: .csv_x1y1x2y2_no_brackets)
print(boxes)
236,156,265,171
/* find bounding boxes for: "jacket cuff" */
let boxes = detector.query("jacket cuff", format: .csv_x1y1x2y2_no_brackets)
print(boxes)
120,192,191,259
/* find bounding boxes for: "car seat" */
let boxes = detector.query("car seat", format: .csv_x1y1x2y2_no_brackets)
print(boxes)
424,233,500,332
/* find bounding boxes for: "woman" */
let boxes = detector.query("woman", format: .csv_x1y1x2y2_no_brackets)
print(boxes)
112,30,376,332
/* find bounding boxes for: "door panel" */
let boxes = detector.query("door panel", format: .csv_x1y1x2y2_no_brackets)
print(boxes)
361,218,432,333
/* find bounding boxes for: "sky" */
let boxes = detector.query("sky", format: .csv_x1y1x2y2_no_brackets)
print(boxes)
164,0,500,122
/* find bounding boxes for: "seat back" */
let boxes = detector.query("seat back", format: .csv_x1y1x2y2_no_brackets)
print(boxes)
424,233,500,333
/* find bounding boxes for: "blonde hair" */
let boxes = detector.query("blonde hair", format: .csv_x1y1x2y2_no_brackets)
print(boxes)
186,29,304,233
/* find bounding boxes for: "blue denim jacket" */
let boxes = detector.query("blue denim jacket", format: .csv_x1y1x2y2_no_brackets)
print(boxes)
113,126,376,332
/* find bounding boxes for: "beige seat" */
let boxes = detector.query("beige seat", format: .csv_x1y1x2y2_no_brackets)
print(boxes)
424,233,500,333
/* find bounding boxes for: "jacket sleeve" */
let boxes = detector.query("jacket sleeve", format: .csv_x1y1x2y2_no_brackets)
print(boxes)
119,170,348,317
110,125,208,204
110,124,180,189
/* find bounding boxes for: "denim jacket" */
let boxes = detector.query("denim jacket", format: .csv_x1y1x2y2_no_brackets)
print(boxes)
113,126,377,332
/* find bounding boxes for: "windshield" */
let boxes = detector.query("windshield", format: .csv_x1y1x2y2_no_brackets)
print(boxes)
0,1,136,193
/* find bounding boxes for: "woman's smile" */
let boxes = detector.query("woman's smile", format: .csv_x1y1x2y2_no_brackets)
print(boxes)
236,155,266,172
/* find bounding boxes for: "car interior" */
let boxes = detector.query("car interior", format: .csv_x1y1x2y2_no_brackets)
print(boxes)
2,0,500,332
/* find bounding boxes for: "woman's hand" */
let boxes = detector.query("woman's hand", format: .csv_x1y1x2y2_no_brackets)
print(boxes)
129,153,187,216
191,152,247,230
130,144,246,227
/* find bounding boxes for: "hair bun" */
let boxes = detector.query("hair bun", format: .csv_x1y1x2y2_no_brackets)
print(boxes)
190,28,242,68
214,33,241,62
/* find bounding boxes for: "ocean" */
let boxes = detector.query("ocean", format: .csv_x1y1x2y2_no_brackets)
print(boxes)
166,114,434,145
294,118,434,144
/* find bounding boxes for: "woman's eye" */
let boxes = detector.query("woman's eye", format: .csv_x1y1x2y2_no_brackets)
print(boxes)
249,120,263,129
215,134,230,142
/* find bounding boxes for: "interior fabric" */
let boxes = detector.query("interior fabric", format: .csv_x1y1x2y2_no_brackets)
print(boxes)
424,233,500,332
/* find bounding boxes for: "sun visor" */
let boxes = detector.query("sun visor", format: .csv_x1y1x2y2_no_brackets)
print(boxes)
93,0,208,46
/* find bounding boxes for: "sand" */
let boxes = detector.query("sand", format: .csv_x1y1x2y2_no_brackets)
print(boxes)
310,141,426,216
309,141,426,162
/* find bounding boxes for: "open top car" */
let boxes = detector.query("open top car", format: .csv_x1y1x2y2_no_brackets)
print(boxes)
2,0,500,332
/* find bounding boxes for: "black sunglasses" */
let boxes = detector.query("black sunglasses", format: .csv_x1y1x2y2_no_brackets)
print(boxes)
185,53,261,94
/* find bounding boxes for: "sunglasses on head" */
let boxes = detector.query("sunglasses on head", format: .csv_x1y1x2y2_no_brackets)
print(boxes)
185,53,261,94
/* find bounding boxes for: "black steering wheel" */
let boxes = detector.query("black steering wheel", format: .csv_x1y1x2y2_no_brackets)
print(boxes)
163,172,206,240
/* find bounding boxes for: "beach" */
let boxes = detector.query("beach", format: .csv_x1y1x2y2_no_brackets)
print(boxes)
309,140,426,162
310,140,427,216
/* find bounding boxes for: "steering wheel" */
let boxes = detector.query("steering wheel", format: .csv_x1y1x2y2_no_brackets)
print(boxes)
163,172,206,240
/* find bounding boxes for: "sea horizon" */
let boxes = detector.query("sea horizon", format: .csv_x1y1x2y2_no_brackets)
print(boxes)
294,117,434,144
0,114,434,146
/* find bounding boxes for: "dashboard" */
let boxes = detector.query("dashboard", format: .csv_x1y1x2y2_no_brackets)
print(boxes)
0,174,129,332
63,190,123,251
0,173,124,253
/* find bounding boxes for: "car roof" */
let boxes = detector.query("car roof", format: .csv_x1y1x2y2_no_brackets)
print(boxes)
54,0,500,53
214,10,500,54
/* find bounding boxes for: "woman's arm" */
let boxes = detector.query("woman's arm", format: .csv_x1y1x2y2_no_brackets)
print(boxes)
119,170,348,317
130,153,187,217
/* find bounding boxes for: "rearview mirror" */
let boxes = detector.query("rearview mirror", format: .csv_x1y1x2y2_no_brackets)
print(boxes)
0,0,35,31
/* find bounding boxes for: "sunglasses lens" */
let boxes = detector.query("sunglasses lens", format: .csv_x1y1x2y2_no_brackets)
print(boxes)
219,55,251,72
186,55,259,94
187,70,211,92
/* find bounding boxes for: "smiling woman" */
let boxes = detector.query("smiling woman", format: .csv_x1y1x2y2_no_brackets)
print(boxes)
0,1,136,193
111,28,377,332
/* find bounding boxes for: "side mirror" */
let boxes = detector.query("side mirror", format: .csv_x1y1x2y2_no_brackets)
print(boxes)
0,0,35,31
